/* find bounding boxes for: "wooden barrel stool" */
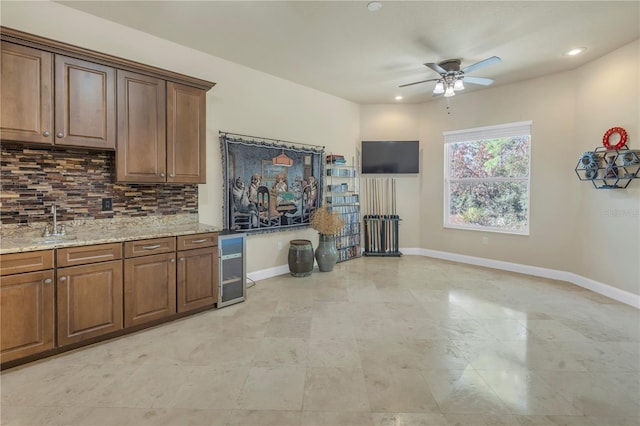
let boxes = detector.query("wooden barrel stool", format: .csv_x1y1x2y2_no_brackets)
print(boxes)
288,239,314,277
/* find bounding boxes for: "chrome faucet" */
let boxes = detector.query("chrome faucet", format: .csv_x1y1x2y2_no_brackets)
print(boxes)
43,204,65,237
52,204,57,235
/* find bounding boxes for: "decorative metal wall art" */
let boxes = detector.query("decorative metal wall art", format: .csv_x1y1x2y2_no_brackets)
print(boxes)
575,127,639,189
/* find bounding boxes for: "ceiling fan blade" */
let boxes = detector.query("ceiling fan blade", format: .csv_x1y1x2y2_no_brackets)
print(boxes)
425,62,447,75
463,76,495,86
399,78,440,88
461,56,501,74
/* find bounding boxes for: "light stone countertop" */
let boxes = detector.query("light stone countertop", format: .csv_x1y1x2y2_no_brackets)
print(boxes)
0,214,220,254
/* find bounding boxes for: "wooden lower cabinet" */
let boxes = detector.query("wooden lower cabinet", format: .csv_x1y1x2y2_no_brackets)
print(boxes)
0,270,55,363
57,260,123,346
177,246,218,313
1,233,220,366
124,252,176,327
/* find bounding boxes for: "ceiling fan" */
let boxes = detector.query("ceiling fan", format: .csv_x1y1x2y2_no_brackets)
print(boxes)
400,56,502,97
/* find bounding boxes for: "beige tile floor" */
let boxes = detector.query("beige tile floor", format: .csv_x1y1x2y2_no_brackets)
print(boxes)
1,256,639,426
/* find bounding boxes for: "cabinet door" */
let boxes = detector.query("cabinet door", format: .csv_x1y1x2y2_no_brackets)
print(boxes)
57,260,123,346
124,253,176,327
54,55,116,149
177,246,218,313
116,70,166,183
0,42,53,145
0,270,55,363
167,82,206,183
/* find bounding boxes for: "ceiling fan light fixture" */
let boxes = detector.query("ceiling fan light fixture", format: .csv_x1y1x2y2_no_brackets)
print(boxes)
367,1,382,12
444,84,456,97
453,79,465,91
433,81,445,94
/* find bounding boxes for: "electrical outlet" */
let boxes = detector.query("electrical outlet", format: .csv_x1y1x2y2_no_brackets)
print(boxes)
482,236,489,245
277,241,283,250
102,198,113,211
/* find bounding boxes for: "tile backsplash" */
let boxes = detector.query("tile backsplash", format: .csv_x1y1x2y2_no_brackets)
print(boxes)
0,144,198,225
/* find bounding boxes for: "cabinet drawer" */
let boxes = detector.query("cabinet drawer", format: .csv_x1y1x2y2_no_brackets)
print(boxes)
124,237,176,258
0,250,54,276
177,233,217,250
57,243,123,267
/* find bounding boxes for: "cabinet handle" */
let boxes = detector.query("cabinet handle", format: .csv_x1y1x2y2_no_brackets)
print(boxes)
169,174,175,177
59,276,67,282
160,173,166,177
170,258,176,263
56,132,64,138
191,239,207,244
180,257,185,262
43,131,50,137
142,244,161,250
44,278,52,284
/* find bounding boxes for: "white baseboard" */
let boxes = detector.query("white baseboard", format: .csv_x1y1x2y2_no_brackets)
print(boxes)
247,248,640,309
564,272,640,309
412,247,640,309
247,264,290,283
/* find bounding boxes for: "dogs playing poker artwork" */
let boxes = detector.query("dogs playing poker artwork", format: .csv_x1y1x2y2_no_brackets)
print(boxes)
221,133,324,233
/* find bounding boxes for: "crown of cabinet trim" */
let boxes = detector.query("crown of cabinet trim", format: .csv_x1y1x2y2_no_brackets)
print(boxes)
1,26,215,91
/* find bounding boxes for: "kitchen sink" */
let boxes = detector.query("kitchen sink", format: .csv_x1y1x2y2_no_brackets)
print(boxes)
33,236,78,244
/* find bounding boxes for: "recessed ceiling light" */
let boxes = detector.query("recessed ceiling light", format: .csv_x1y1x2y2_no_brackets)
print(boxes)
395,95,403,101
367,2,382,12
565,47,586,56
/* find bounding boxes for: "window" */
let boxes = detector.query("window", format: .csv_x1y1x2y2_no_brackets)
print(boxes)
444,121,531,235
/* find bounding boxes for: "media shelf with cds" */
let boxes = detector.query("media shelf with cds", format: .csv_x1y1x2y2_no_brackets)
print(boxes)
325,155,361,262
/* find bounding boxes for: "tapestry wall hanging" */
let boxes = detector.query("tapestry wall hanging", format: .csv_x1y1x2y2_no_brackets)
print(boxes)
220,132,325,234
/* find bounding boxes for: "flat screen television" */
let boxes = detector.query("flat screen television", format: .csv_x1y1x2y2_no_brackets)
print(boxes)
361,140,420,174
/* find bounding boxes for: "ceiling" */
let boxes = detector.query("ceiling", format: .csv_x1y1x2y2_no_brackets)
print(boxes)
57,1,640,104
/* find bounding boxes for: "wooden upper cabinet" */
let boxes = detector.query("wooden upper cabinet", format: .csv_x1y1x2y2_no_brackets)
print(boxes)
1,28,214,181
167,82,206,184
0,41,54,145
0,44,115,149
116,70,166,183
54,55,116,149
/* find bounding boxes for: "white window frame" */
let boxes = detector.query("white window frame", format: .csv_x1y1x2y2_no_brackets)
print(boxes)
443,121,532,235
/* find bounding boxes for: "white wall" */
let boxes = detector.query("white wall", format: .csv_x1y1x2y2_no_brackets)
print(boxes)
3,2,638,295
359,105,422,248
360,40,639,296
418,71,578,272
574,40,640,295
1,1,360,273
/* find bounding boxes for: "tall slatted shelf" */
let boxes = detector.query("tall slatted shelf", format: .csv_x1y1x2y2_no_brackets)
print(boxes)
325,155,361,262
